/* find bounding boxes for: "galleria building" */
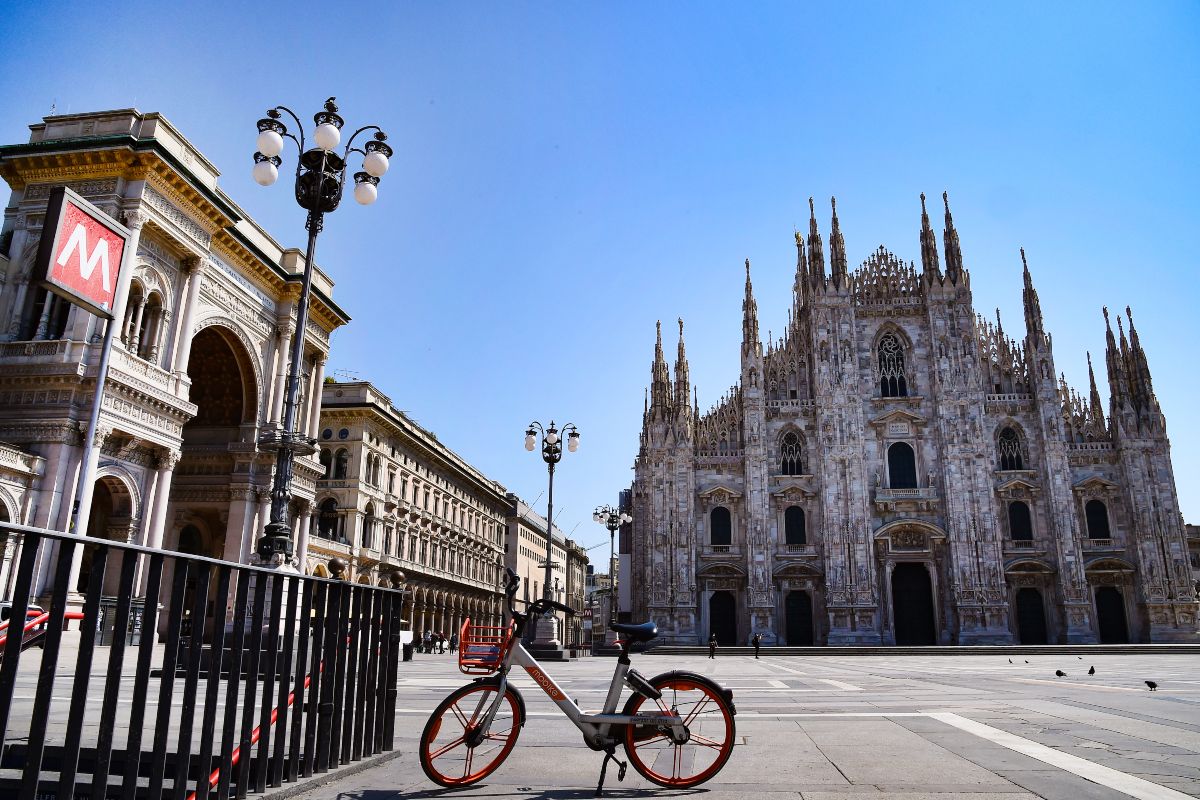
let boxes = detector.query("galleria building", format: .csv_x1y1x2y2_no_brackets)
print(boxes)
632,196,1198,646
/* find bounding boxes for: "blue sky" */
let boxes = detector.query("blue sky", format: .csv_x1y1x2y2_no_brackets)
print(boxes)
2,2,1197,551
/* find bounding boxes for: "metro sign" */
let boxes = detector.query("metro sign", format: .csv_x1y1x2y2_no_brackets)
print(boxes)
34,186,130,319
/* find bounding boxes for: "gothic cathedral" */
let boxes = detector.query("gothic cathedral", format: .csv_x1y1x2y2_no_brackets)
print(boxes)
631,194,1197,646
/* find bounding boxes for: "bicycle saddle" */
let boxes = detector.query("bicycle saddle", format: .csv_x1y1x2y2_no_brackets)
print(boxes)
610,621,658,642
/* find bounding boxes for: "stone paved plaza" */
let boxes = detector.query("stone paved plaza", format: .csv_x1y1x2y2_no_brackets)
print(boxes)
286,651,1200,800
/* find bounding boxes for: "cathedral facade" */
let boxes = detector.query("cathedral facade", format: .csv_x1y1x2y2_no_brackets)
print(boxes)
631,195,1198,646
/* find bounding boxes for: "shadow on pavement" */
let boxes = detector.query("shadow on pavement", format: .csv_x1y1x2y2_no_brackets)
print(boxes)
328,788,707,800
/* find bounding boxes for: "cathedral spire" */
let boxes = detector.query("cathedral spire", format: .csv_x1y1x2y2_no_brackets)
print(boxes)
1086,351,1105,425
1021,247,1045,346
1103,306,1130,412
742,259,761,360
919,192,942,282
650,319,670,416
674,317,690,415
942,191,964,285
1125,306,1157,413
829,196,848,287
793,229,809,310
807,196,825,287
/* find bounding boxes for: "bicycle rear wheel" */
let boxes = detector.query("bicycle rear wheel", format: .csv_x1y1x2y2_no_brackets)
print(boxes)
420,681,521,786
621,672,735,787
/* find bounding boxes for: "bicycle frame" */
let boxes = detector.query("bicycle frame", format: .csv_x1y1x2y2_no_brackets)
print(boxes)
475,639,683,749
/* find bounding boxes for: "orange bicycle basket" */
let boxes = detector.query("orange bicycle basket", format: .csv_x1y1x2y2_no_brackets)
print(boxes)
458,618,515,675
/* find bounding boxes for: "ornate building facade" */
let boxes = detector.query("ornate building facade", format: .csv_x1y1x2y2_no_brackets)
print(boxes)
0,110,347,606
632,195,1198,646
504,495,589,649
314,381,510,636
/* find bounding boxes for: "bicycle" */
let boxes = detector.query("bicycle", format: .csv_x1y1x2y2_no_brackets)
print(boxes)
419,568,737,795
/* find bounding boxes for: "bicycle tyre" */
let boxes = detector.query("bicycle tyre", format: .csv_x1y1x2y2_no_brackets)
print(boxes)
621,670,736,787
419,680,522,786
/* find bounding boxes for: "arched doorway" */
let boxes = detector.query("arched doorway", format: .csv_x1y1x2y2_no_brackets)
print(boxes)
891,563,936,645
171,325,257,565
1095,586,1129,643
1014,587,1048,644
709,591,736,646
78,477,136,596
785,591,813,645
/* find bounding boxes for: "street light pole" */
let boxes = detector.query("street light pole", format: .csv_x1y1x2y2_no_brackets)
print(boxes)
251,97,392,564
524,420,579,651
593,504,631,632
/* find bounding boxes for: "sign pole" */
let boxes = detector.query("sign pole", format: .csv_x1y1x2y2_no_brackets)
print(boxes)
67,212,143,536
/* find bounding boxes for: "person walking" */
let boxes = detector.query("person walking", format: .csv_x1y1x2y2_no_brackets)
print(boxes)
438,632,446,654
449,631,459,654
752,632,762,659
708,632,718,660
422,630,432,654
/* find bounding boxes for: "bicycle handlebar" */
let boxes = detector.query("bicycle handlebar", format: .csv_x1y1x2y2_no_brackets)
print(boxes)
502,568,577,619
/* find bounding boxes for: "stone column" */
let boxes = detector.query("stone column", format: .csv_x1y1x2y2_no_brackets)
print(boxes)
306,356,327,439
171,257,205,375
136,450,179,596
64,426,113,595
1,215,30,340
127,295,146,353
296,503,313,570
224,487,256,565
269,325,291,425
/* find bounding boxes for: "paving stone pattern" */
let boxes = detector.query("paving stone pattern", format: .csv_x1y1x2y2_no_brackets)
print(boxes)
277,652,1200,800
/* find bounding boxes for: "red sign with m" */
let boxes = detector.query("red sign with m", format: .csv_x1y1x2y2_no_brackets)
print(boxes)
34,187,130,319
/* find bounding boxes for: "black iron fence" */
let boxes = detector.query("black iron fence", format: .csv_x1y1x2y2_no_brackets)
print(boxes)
0,521,404,800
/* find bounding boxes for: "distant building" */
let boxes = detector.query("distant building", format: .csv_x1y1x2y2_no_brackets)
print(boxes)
633,196,1198,646
315,381,509,636
504,494,588,648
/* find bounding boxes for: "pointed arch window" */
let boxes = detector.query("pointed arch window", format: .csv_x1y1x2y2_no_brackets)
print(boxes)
710,507,732,546
1008,501,1033,541
887,442,918,489
1085,499,1111,540
780,431,804,475
998,427,1024,471
878,333,908,397
784,506,806,545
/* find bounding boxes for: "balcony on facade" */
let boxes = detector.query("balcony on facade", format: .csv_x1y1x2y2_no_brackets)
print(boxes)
1082,536,1123,553
700,544,741,558
1002,537,1047,556
776,543,819,558
872,485,939,511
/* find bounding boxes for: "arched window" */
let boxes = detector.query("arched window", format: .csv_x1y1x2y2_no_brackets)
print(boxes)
135,292,164,361
784,506,806,545
317,499,339,539
710,507,732,546
780,431,804,476
363,503,377,548
334,449,349,480
1085,499,1111,539
877,333,908,397
998,427,1024,471
887,442,917,489
1008,501,1033,541
319,449,332,479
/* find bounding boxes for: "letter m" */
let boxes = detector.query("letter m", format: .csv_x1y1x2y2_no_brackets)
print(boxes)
57,223,111,292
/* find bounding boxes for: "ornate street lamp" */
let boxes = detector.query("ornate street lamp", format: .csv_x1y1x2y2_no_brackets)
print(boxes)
524,420,579,649
252,98,393,563
592,504,631,630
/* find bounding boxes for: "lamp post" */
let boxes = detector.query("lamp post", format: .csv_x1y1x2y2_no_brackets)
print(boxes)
592,504,631,634
251,98,392,564
524,420,579,651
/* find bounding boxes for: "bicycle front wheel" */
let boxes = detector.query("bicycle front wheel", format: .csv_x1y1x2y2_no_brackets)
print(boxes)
621,672,736,787
419,681,521,786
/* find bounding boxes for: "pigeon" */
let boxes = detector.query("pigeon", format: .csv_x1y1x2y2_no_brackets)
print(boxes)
1055,670,1067,677
1024,660,1029,664
1077,656,1083,660
1088,666,1095,676
1145,680,1158,691
1008,658,1013,664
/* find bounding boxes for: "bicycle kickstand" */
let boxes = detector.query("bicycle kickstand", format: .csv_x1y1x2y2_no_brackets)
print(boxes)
595,747,627,797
